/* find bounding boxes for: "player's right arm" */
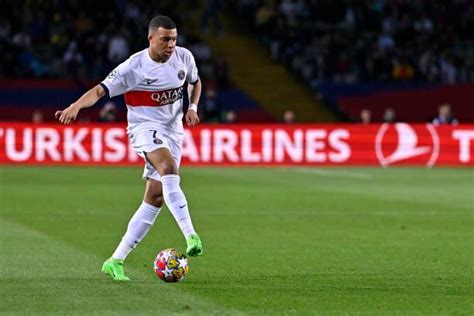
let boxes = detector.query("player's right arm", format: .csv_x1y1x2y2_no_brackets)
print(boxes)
55,85,106,124
56,57,139,124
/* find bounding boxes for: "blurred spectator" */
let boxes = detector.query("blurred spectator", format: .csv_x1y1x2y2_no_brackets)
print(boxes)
187,35,215,82
32,110,44,124
432,104,459,126
63,41,84,78
12,30,31,48
392,58,414,81
189,38,212,62
75,10,93,33
201,89,221,123
414,14,434,33
202,0,224,37
255,3,275,35
125,1,142,32
283,110,295,124
383,108,397,123
108,31,129,64
99,102,118,122
359,109,372,124
223,110,236,123
377,32,395,52
440,57,457,84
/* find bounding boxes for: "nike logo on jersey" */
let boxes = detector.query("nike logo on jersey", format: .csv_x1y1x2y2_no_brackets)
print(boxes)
146,79,158,84
179,204,186,209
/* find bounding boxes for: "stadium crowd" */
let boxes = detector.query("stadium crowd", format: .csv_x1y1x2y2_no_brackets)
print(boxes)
0,0,232,122
232,0,474,87
0,1,227,81
1,1,471,124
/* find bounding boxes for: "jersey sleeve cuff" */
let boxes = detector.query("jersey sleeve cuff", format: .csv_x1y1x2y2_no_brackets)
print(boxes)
99,83,110,97
189,77,200,85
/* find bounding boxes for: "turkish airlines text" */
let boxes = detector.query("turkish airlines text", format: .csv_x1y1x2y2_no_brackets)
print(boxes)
0,124,472,166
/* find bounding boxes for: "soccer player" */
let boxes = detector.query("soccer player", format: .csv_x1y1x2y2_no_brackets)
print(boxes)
55,15,203,281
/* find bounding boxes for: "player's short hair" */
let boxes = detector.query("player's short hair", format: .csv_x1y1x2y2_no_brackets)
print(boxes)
148,15,176,33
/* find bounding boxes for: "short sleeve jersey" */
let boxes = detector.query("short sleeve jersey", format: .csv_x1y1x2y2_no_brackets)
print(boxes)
101,46,199,134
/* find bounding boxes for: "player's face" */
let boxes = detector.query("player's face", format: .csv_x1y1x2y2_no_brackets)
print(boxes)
148,27,177,61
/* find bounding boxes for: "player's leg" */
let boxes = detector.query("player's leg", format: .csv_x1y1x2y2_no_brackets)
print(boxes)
145,147,203,257
111,179,163,260
102,178,164,281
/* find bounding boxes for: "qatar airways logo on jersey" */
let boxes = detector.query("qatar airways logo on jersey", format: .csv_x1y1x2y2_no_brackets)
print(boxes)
125,87,184,107
151,87,184,105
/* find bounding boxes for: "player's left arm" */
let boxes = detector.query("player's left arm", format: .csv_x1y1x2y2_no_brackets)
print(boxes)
185,79,201,127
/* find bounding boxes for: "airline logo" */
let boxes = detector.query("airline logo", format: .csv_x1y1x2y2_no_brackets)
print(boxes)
124,87,184,107
375,123,439,167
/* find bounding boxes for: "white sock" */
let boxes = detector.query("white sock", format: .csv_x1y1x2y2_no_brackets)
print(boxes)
112,201,161,260
161,174,197,239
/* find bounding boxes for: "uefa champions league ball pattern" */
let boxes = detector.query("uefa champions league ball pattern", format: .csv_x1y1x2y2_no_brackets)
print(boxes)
154,248,190,282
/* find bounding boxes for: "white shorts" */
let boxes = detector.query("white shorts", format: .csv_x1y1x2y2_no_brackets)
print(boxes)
128,126,183,181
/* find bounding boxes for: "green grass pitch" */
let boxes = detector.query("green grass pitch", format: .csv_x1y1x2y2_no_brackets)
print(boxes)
0,166,473,315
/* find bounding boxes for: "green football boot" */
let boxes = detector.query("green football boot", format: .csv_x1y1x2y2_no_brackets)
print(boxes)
186,234,203,257
101,258,130,281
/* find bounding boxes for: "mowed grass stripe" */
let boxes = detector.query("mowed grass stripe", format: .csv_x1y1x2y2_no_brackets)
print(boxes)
188,167,473,210
0,217,243,315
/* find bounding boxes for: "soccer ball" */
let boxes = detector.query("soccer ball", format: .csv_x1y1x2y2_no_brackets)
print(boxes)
153,248,190,282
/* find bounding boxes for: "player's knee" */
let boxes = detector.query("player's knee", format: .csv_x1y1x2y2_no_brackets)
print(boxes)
158,162,178,176
145,193,163,208
144,180,164,208
152,195,164,208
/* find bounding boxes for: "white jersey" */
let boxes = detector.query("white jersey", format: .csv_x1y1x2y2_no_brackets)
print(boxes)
100,46,199,134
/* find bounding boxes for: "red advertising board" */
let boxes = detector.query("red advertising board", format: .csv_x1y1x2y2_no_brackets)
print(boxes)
0,123,473,166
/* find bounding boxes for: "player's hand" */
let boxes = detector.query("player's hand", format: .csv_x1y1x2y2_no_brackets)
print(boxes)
55,104,80,124
185,109,200,127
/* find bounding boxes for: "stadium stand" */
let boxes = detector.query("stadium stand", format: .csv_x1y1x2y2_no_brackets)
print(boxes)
1,0,473,123
0,0,273,122
231,0,473,84
229,0,474,122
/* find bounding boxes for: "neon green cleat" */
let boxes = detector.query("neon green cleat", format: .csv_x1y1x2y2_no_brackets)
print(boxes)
186,234,203,257
101,258,130,281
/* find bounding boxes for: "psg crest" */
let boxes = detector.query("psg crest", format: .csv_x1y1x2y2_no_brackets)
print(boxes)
178,70,185,80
